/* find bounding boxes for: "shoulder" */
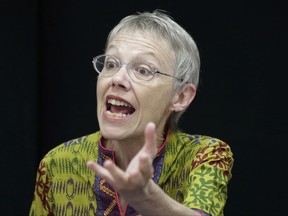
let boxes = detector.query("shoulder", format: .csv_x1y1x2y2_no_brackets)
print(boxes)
166,131,234,167
40,132,101,170
170,130,227,146
169,130,232,151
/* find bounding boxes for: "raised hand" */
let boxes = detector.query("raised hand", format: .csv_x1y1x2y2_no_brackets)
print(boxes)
87,122,157,201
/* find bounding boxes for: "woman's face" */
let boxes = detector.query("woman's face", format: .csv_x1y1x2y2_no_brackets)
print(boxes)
96,31,177,141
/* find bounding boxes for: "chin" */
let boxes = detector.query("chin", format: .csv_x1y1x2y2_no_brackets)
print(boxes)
99,124,131,140
101,130,128,141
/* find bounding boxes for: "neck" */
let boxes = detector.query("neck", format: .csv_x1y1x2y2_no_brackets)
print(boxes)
102,133,165,170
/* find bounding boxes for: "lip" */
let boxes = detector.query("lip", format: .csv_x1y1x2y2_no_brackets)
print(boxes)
103,95,135,122
106,95,133,106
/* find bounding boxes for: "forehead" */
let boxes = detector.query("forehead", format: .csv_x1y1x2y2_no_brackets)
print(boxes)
106,31,175,69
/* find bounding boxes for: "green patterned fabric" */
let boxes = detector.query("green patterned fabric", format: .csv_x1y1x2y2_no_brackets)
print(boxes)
30,131,233,216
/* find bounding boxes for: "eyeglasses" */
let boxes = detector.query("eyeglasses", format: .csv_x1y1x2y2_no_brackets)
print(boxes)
92,54,183,83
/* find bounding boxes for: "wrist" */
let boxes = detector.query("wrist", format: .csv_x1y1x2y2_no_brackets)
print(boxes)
125,179,156,205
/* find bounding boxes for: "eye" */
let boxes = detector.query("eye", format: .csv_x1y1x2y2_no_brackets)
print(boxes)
134,63,154,78
138,68,151,76
105,57,119,70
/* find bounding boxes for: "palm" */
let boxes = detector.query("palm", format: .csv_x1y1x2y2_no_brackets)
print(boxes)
87,122,157,197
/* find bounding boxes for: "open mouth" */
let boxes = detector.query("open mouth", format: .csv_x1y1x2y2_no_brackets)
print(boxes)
106,98,135,118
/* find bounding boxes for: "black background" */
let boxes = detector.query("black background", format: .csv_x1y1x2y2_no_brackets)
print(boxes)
1,0,287,215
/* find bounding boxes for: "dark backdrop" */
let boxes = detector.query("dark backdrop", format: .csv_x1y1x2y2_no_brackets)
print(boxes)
1,0,287,215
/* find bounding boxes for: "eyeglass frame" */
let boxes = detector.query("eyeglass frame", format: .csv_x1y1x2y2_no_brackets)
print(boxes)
92,54,184,83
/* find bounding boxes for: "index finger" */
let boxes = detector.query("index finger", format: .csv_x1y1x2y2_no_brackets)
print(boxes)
143,122,157,157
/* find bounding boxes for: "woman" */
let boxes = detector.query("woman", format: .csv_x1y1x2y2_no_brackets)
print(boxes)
30,10,233,216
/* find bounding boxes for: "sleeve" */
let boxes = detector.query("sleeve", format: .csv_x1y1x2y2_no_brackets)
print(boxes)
29,159,53,216
184,140,234,216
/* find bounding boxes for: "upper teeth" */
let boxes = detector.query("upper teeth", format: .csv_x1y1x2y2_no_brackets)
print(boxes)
108,99,132,107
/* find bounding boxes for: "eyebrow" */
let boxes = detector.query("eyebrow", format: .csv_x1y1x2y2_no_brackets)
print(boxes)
107,44,157,56
106,47,159,65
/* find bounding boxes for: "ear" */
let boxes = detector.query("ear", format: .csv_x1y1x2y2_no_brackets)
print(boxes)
169,84,197,112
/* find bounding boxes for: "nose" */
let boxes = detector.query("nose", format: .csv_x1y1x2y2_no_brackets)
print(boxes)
111,65,131,90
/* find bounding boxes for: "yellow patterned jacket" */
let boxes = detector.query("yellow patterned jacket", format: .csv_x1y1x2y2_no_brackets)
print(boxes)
29,130,233,216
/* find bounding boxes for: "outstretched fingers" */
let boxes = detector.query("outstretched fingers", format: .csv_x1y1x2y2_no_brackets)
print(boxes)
87,160,130,190
87,122,158,191
143,122,157,157
130,122,157,183
87,160,112,179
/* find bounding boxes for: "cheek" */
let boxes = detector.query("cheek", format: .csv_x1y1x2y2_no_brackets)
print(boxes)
96,77,106,97
96,78,107,109
140,84,174,111
150,83,174,99
96,83,101,99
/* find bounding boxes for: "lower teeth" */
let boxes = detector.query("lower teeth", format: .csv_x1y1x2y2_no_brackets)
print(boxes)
106,110,127,118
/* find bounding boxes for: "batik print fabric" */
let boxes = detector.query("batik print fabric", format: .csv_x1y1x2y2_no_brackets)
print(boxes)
29,131,233,216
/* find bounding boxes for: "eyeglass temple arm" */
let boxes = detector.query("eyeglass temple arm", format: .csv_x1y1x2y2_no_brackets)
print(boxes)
155,71,184,82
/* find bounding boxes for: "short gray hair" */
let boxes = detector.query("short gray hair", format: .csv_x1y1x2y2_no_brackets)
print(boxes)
105,10,200,131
